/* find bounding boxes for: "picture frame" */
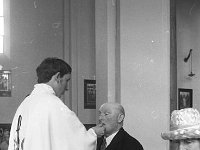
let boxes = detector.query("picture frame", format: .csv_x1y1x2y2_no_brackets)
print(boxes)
0,123,11,143
84,79,96,109
0,124,11,132
178,88,193,110
0,70,12,97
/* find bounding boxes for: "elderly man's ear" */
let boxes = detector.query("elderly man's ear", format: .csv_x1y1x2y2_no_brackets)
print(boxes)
118,114,125,123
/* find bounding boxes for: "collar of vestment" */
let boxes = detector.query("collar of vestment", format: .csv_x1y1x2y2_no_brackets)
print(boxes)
105,130,119,146
33,83,55,95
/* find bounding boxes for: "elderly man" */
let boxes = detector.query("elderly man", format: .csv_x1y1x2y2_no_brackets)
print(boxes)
8,57,104,150
97,102,143,150
161,108,200,150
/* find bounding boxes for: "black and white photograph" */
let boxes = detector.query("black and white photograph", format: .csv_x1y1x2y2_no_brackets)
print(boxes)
0,124,10,150
0,70,11,97
84,79,96,109
1,0,200,150
178,88,193,110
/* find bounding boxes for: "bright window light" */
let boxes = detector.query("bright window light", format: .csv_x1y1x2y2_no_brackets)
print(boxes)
0,36,3,53
0,17,4,35
0,0,4,54
0,0,3,16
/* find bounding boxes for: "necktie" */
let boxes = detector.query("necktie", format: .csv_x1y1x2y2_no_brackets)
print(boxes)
100,137,107,150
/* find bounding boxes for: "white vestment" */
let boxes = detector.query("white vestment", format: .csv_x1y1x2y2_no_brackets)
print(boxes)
8,84,97,150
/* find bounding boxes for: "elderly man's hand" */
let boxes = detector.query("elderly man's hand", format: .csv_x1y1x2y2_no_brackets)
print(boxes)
92,124,105,137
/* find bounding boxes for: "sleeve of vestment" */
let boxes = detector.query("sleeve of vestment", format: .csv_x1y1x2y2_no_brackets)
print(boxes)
47,97,97,150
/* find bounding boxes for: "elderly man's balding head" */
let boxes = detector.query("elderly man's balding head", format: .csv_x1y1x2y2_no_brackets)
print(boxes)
99,102,125,137
100,102,125,116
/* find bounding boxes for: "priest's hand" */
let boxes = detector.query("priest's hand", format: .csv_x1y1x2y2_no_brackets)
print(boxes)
92,124,105,137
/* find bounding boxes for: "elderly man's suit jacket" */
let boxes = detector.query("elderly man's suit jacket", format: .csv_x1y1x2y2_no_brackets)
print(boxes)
96,128,143,150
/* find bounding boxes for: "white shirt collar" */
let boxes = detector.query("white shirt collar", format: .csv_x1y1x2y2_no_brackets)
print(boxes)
105,130,119,147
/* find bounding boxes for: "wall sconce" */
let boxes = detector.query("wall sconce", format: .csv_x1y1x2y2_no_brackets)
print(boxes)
184,49,195,77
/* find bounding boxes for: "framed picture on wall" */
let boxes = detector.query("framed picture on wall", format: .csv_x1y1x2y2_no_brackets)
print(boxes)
0,70,11,97
178,88,193,110
84,79,96,109
0,123,11,143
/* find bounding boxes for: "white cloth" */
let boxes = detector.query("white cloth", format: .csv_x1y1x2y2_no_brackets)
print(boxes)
8,84,97,150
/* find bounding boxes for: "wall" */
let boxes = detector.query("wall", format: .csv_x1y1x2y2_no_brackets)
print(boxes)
177,0,200,109
120,0,170,150
95,0,118,113
95,0,170,149
70,0,96,124
0,0,68,123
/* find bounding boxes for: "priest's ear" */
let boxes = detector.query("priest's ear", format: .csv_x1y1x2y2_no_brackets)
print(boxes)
53,72,61,83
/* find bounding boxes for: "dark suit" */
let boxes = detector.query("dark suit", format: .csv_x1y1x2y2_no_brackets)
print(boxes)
97,128,143,150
